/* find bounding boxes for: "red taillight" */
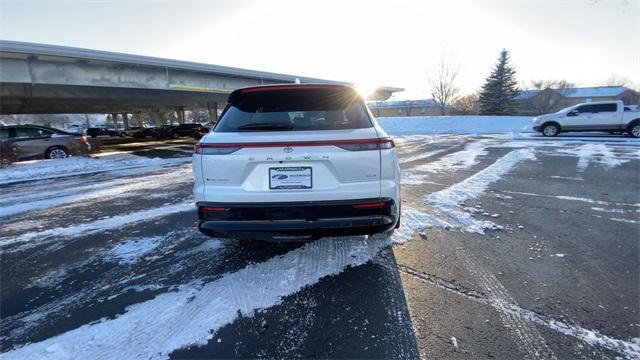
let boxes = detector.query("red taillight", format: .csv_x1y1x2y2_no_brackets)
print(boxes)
195,138,395,154
379,138,395,149
336,138,395,151
199,206,227,212
354,202,386,209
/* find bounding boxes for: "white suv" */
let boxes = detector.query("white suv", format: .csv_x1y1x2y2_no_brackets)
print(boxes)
192,84,401,240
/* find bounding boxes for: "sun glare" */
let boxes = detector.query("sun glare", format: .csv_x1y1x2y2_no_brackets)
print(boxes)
355,83,378,100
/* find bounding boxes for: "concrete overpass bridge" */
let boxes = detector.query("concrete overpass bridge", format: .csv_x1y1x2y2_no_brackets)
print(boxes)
0,40,402,127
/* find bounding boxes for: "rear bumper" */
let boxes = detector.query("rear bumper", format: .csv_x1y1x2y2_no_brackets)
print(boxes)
197,198,397,240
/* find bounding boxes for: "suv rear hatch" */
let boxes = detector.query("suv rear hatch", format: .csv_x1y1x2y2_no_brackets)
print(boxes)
196,85,390,203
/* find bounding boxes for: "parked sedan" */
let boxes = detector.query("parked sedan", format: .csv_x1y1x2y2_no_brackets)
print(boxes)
0,125,91,160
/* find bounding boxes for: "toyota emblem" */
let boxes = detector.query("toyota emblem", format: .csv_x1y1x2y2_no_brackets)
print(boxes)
283,147,294,153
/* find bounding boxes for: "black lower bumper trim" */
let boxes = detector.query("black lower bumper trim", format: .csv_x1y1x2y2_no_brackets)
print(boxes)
196,198,397,240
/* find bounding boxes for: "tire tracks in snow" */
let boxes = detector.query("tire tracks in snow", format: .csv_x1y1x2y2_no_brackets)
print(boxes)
457,250,556,360
398,262,640,360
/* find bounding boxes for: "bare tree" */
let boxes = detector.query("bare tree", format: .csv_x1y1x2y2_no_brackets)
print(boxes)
602,74,637,89
452,93,479,115
374,99,384,117
428,55,460,115
526,79,574,114
402,100,417,116
84,114,95,129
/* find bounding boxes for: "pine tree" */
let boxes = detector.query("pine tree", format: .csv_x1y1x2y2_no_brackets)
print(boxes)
479,49,520,115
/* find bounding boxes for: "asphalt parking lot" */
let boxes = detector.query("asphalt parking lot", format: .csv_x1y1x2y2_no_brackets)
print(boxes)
0,135,638,359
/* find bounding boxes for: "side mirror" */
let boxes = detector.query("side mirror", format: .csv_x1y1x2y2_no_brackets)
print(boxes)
567,110,579,117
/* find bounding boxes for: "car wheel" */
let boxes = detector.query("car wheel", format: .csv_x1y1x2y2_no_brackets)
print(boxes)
172,132,179,139
629,121,640,138
46,146,68,159
91,134,97,138
541,123,560,137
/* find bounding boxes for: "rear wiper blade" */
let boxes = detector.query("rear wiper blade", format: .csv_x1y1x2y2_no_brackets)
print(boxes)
237,122,294,130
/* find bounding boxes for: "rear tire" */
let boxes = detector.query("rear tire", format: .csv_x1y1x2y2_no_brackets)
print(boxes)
629,121,640,138
541,123,560,137
46,146,68,159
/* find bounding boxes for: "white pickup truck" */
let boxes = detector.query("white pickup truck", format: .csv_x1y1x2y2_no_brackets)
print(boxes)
532,100,640,137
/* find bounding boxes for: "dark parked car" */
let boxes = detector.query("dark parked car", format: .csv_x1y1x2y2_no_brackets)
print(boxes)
132,127,158,139
0,125,91,161
191,123,214,140
157,123,207,139
86,127,126,138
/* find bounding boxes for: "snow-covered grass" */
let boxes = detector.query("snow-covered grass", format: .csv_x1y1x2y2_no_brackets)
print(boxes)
378,115,533,135
0,154,190,185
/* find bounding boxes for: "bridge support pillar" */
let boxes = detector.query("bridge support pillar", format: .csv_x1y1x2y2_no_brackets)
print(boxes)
121,113,129,130
207,102,218,123
135,112,143,127
110,113,119,129
177,107,185,124
153,110,163,127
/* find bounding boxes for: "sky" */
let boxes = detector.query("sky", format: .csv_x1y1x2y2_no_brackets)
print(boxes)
0,0,638,99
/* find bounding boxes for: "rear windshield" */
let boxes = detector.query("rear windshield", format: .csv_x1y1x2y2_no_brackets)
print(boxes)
214,87,373,132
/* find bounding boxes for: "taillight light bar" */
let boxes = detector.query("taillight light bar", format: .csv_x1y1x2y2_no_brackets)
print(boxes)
199,206,227,212
353,202,387,209
194,143,241,155
194,138,395,154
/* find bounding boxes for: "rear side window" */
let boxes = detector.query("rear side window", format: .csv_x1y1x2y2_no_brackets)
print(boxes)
576,103,617,113
215,87,372,132
15,127,51,138
0,129,10,139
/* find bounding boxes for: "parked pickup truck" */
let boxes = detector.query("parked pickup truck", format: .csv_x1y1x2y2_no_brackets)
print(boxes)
533,100,640,138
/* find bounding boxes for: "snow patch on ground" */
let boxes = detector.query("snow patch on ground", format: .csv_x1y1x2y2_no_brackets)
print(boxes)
558,143,630,172
420,149,536,234
104,236,166,265
426,149,536,206
0,166,192,218
0,154,190,185
501,191,640,208
609,218,639,224
401,141,492,185
413,141,488,173
0,201,194,251
378,116,533,135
